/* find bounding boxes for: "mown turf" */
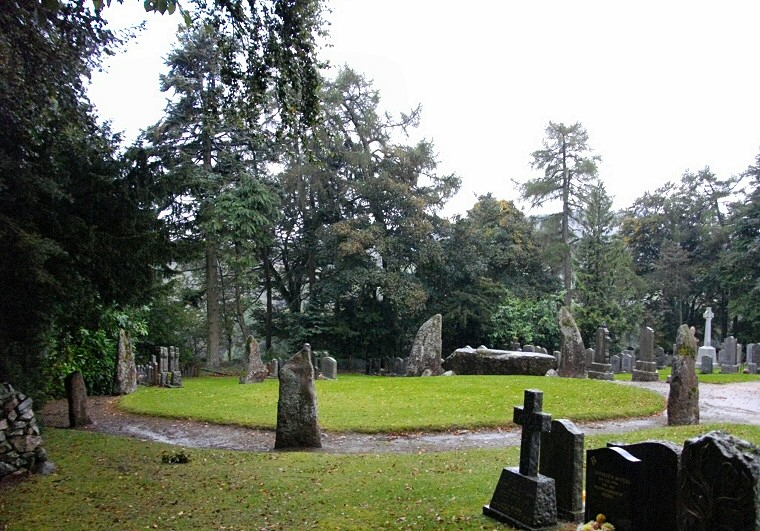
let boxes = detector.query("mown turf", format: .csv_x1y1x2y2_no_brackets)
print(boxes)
4,423,760,530
120,375,666,432
614,366,760,383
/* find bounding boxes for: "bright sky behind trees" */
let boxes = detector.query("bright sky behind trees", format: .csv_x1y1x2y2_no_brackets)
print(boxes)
91,0,760,216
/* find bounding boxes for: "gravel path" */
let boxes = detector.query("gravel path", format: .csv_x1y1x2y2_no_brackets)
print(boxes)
41,379,760,454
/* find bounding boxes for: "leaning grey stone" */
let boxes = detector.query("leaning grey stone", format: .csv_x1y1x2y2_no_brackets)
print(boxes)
668,324,699,426
406,314,443,376
114,329,138,395
240,336,268,384
558,306,586,378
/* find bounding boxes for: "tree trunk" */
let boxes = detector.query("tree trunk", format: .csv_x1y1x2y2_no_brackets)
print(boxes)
206,242,221,367
264,248,273,351
65,371,92,427
561,137,572,307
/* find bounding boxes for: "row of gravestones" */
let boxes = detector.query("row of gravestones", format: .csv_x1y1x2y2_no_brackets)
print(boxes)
135,346,183,388
484,389,760,531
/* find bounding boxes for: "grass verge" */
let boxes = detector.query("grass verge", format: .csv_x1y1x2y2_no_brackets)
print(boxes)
120,375,666,433
3,423,760,530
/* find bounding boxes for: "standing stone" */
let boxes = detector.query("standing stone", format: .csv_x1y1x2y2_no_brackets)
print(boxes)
484,389,557,530
585,446,645,531
270,359,279,378
406,314,443,376
608,441,681,530
275,344,321,449
539,419,584,522
321,356,337,380
65,371,92,427
588,325,614,381
633,326,659,382
239,336,268,384
678,431,760,530
667,324,699,426
113,329,137,395
558,306,586,378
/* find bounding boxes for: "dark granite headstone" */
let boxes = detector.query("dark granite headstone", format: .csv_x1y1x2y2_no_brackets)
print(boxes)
585,446,644,531
539,419,584,522
484,389,557,530
678,430,760,530
588,325,614,380
608,441,681,530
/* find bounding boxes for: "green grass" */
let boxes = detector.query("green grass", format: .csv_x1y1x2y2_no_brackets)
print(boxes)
120,375,666,432
4,423,760,530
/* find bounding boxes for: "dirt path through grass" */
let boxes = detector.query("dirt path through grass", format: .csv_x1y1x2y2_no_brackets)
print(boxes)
41,380,760,453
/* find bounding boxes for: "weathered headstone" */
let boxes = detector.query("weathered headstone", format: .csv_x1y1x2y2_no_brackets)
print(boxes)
697,307,717,370
701,355,714,374
169,346,183,387
522,344,536,352
114,329,137,395
539,419,584,523
321,355,337,380
159,346,169,386
406,314,443,376
588,325,614,381
510,340,522,351
558,306,586,378
585,348,594,368
483,389,557,530
720,335,740,373
749,362,758,375
748,343,760,365
654,345,666,367
240,335,268,384
668,324,699,426
621,350,634,373
274,343,321,449
608,440,681,530
610,354,621,373
678,431,760,530
65,371,92,427
585,446,644,531
633,326,659,381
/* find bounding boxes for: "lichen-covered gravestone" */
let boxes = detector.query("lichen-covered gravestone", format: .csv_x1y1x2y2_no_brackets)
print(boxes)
113,329,137,395
667,324,699,426
558,306,586,378
406,314,443,376
239,335,268,384
274,343,321,449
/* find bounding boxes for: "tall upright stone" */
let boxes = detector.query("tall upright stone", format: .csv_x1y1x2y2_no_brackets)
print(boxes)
484,389,557,530
65,371,92,427
667,324,699,426
633,326,659,382
321,355,338,380
240,335,268,384
540,419,584,522
275,344,321,449
719,335,740,373
113,329,137,395
406,314,443,376
588,325,614,381
697,306,717,370
558,306,586,378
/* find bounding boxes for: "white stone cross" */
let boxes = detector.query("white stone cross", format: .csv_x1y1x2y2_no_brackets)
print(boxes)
703,307,714,347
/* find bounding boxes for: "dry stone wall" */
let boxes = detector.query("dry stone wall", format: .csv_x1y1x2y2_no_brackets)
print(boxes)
0,383,53,479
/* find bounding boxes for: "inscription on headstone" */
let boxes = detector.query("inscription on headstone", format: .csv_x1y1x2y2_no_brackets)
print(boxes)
585,446,644,531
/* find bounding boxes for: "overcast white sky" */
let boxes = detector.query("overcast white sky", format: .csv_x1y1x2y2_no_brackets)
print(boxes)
91,1,760,217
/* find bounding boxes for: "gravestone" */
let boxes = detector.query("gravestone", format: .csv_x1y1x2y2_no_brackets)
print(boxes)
697,307,717,369
668,324,699,426
539,419,584,522
321,355,337,380
406,314,443,376
608,440,681,530
585,348,594,368
522,345,535,352
701,355,714,374
585,446,644,531
558,306,586,378
610,354,621,373
621,350,634,373
588,325,614,381
159,346,169,386
393,357,405,375
113,329,137,395
484,389,557,530
240,335,268,384
720,335,740,373
633,326,659,381
678,431,760,530
748,343,760,365
654,345,666,367
274,343,321,449
169,346,183,387
65,371,92,427
271,359,279,378
510,340,522,351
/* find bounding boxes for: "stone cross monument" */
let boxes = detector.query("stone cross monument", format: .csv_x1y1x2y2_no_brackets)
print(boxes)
698,307,716,369
484,389,557,530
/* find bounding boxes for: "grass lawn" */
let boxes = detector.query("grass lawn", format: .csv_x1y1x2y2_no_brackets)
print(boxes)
614,366,760,383
4,423,760,530
120,375,666,432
